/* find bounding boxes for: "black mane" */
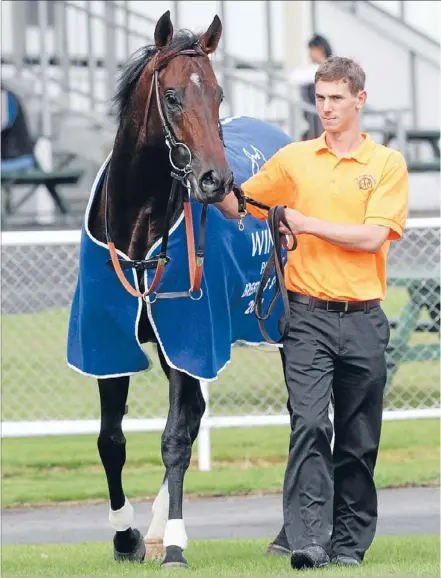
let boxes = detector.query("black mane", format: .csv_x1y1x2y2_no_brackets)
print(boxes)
112,30,202,122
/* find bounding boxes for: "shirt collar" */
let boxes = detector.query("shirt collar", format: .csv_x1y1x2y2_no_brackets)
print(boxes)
313,132,375,164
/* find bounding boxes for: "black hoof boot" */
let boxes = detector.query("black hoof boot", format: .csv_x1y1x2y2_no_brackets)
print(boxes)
161,545,189,569
113,528,146,563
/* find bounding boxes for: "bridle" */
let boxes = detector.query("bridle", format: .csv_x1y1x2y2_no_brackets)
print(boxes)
103,43,297,343
104,44,212,303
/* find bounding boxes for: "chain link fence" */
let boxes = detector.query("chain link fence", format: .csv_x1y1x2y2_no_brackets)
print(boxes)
2,221,439,429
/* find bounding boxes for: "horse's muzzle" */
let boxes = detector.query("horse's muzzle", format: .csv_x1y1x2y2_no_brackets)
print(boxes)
196,169,234,203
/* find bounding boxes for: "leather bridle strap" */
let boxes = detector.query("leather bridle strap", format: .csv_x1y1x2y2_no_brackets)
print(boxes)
105,45,209,301
105,171,180,298
183,199,207,293
106,171,207,300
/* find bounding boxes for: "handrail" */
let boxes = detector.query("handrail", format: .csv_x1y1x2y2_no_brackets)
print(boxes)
335,0,439,68
3,0,426,166
62,1,284,76
362,0,439,47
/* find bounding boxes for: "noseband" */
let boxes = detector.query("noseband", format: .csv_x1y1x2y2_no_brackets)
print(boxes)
105,45,213,303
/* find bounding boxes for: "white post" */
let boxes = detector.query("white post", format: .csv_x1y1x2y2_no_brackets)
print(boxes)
36,0,55,225
197,381,211,471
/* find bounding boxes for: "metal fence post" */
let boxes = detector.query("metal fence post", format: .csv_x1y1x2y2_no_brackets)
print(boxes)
105,2,117,109
11,1,26,77
86,1,96,112
54,0,70,110
36,0,55,225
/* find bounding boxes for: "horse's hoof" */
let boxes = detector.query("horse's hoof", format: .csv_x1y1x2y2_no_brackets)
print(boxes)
114,528,146,563
161,545,189,569
145,537,166,561
265,541,291,557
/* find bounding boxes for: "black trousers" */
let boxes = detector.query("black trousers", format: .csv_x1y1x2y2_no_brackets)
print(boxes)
280,299,390,561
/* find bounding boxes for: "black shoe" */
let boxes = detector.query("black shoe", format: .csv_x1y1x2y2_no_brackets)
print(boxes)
331,554,361,566
291,545,330,570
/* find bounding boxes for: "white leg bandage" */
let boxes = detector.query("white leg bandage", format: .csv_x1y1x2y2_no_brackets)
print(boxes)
145,480,169,539
109,498,134,532
163,519,188,551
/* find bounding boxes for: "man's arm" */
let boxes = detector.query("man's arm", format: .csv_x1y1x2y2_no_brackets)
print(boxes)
280,210,389,253
281,149,408,254
304,218,390,253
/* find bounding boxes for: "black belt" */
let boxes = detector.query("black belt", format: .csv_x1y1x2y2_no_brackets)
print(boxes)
288,291,380,313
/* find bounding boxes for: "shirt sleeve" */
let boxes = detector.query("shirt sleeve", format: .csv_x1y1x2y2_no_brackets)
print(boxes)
364,150,409,240
241,147,295,220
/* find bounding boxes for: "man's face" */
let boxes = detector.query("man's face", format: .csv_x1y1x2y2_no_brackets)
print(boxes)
315,79,366,133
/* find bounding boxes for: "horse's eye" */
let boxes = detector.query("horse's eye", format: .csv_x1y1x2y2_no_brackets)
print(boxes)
165,92,179,107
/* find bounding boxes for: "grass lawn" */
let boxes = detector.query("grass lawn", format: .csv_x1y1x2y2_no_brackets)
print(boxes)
2,287,440,422
1,535,439,577
2,420,439,508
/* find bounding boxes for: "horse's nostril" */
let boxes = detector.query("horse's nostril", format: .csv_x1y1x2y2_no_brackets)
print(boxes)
200,170,220,192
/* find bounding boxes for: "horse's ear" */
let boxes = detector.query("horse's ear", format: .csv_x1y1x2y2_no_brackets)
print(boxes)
199,15,222,55
154,10,174,49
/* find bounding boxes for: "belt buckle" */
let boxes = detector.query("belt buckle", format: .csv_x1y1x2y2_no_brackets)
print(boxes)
326,300,349,312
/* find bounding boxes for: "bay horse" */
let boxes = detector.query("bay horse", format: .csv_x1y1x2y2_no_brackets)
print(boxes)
67,10,295,569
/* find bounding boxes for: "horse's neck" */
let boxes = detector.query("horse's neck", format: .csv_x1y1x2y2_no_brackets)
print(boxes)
91,140,175,259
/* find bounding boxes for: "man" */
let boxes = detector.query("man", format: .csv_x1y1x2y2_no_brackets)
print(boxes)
289,34,333,140
216,57,408,570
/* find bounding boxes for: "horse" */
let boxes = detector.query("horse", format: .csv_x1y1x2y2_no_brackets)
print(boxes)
67,11,294,569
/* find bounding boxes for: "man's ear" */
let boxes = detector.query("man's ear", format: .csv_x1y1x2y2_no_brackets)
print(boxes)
356,90,367,110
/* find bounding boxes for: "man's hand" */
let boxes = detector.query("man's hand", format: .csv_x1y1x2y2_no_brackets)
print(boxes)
279,208,309,235
215,191,240,219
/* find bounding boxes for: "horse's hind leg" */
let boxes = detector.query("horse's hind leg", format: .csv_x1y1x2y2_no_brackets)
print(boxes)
98,376,146,563
145,347,205,564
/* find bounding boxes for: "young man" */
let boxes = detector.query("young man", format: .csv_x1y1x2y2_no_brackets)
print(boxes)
216,57,408,570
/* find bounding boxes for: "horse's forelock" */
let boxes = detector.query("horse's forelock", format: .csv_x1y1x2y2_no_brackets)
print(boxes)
112,30,204,123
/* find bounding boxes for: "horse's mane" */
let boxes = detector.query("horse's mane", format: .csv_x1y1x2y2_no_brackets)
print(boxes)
112,30,203,122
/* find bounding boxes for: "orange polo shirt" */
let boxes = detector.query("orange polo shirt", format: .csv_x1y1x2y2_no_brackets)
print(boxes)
242,132,409,301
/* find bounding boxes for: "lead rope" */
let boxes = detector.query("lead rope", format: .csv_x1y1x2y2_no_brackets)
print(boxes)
233,185,297,344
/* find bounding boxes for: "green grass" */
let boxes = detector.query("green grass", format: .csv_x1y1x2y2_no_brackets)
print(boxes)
2,287,439,421
1,536,439,577
2,420,439,508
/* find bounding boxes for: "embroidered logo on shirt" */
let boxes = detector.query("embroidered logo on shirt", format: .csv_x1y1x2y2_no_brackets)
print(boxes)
356,174,376,191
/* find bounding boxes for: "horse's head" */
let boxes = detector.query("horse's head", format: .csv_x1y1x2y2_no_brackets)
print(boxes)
135,11,233,204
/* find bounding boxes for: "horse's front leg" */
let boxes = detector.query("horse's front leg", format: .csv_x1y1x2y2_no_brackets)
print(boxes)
160,366,203,568
97,376,146,562
145,348,205,564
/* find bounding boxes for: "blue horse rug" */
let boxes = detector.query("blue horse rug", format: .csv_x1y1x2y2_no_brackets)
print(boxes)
67,116,292,381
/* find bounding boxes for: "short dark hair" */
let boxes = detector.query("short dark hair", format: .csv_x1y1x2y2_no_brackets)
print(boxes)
308,34,333,58
315,56,366,95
